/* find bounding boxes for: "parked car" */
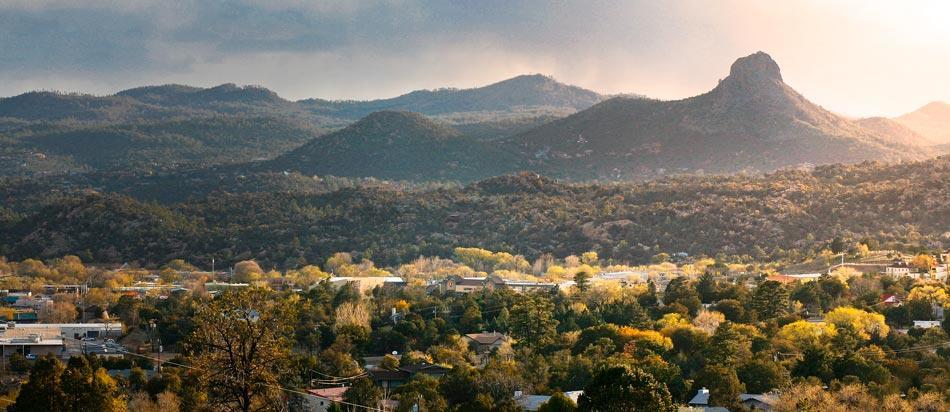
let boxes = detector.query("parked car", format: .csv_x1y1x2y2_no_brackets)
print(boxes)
81,336,96,342
25,354,37,360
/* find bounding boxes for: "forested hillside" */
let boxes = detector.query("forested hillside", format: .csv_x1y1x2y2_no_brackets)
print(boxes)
269,111,523,181
2,157,946,268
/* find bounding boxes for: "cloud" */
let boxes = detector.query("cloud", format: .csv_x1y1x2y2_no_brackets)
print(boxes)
0,0,948,116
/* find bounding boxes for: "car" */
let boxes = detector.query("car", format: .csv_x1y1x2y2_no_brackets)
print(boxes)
105,338,115,344
81,336,96,342
25,354,37,360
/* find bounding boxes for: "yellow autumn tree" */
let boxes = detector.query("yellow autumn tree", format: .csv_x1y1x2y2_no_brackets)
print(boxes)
907,284,949,305
776,320,837,349
825,307,888,340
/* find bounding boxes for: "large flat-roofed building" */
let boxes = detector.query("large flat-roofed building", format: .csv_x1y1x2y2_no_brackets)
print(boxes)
0,334,64,358
0,322,123,340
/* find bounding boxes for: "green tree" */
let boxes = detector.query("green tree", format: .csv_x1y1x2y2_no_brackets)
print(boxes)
61,356,125,412
459,304,484,333
343,377,382,411
737,359,789,393
9,355,67,412
696,364,744,410
701,321,752,367
395,374,447,412
574,271,591,292
713,299,746,322
129,366,148,392
578,366,675,412
663,277,701,315
186,287,297,412
510,294,559,349
751,280,789,321
8,352,31,373
538,391,577,412
651,253,671,264
696,273,718,303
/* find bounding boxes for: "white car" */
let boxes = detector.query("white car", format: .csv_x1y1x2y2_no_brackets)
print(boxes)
25,354,37,360
81,336,96,342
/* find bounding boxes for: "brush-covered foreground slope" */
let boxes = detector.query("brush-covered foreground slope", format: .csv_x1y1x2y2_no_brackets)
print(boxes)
270,111,522,181
895,101,950,146
510,52,933,179
2,157,946,267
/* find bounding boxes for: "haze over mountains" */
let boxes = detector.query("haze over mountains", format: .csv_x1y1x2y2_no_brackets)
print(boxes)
0,51,944,182
894,101,950,146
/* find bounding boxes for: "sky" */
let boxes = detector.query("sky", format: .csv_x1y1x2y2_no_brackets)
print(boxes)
1,0,948,117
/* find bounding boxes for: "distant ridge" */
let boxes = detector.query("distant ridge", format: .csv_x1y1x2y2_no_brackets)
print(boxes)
894,101,950,145
509,52,934,179
298,74,607,118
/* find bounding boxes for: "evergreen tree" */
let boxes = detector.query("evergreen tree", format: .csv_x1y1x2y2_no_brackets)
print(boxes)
510,294,559,349
751,280,790,321
9,355,67,412
578,366,675,412
538,391,577,412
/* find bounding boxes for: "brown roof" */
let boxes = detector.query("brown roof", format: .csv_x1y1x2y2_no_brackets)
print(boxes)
464,332,509,345
307,387,348,401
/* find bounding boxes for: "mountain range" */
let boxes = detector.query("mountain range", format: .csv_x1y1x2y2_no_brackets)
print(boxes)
0,52,945,181
506,52,935,179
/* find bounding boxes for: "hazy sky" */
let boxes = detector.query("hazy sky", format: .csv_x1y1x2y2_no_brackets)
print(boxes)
1,0,948,116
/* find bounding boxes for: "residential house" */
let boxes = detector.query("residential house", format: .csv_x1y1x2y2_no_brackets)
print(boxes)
885,260,912,277
913,320,942,329
766,273,822,284
328,277,406,293
305,387,348,412
740,393,778,410
440,275,555,294
513,390,583,411
881,294,903,307
368,362,451,390
463,332,510,354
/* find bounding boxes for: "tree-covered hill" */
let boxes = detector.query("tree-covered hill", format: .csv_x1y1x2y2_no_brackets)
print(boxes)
0,115,327,175
269,111,523,181
1,157,946,268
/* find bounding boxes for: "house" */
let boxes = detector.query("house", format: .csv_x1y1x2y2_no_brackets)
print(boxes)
463,332,510,354
885,260,912,277
514,392,552,411
504,280,558,293
328,277,406,293
368,362,451,390
512,390,584,411
740,393,778,410
441,276,504,294
913,320,941,329
688,388,711,407
685,388,730,412
881,294,902,307
440,275,555,294
305,387,348,412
